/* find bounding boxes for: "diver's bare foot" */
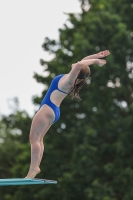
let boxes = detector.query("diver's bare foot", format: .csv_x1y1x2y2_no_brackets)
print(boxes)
97,50,110,58
95,59,106,66
25,167,41,178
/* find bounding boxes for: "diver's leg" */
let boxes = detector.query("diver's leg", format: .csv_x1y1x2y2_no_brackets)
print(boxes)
38,125,51,168
25,110,52,178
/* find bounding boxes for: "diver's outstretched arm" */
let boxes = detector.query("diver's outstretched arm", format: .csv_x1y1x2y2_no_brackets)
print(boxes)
81,50,110,60
68,58,106,85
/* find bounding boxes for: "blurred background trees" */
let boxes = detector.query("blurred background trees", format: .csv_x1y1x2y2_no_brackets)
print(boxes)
0,0,133,199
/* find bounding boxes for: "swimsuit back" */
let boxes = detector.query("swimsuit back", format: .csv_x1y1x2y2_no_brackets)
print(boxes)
39,74,68,123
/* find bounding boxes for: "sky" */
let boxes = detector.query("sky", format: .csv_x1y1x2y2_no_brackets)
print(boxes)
0,0,81,116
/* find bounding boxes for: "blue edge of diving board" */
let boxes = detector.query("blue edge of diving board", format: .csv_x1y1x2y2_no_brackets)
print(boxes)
0,178,57,186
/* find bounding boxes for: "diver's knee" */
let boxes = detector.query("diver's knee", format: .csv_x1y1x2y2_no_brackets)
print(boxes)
29,134,40,144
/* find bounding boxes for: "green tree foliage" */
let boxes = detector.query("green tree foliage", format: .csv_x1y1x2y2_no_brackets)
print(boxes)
33,1,133,199
1,0,133,199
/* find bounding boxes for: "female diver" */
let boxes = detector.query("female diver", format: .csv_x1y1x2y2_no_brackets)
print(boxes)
25,50,110,178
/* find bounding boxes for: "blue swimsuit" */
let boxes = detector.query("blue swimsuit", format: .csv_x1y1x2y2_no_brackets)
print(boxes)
39,74,68,124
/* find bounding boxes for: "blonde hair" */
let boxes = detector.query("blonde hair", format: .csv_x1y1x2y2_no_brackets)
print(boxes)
69,67,90,100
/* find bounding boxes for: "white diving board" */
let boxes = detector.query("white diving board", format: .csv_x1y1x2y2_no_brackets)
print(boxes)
0,178,57,186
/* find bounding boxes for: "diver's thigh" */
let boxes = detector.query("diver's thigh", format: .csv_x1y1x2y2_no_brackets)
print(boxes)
29,111,50,142
39,104,55,123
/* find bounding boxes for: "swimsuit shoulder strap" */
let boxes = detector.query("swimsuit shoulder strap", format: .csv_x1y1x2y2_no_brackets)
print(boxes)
58,88,68,94
56,74,69,94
